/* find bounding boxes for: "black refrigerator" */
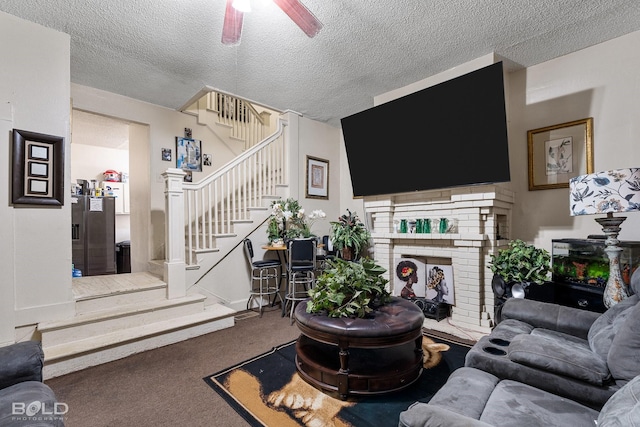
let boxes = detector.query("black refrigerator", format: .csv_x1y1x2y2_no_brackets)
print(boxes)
72,196,116,276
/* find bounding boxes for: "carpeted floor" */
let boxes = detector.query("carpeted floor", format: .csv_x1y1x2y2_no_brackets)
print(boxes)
45,308,303,427
204,333,471,427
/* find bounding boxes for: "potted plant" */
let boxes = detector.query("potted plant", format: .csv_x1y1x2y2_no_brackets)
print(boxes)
306,258,392,318
488,239,551,286
266,198,326,243
329,209,371,260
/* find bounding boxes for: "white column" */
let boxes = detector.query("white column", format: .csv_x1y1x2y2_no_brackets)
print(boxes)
163,168,186,299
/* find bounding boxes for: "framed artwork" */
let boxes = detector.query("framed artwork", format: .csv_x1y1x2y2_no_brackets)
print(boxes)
527,117,594,190
394,258,426,298
161,148,172,161
12,129,65,206
175,137,202,172
203,154,212,166
426,264,454,305
305,155,329,199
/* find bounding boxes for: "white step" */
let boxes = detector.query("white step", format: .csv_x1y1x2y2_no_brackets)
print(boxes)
75,283,167,315
42,304,235,379
39,294,210,347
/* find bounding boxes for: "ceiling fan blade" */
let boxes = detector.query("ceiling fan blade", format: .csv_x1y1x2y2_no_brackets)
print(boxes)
272,0,323,38
221,0,244,45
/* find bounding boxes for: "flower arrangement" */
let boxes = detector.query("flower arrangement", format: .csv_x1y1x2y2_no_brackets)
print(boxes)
266,198,325,242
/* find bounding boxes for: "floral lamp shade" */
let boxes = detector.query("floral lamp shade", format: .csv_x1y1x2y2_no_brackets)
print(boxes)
569,168,640,216
569,167,640,308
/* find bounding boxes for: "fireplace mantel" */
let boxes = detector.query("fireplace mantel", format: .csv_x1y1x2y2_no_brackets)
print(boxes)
363,184,514,333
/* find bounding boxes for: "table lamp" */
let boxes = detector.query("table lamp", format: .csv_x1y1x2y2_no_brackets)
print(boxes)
569,167,640,308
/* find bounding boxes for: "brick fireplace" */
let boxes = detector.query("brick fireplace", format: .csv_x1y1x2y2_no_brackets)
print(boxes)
364,184,514,334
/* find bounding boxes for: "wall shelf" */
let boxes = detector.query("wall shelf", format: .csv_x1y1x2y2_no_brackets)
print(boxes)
371,232,487,242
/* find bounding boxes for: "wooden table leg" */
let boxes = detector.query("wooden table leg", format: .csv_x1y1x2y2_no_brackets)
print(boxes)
338,340,349,399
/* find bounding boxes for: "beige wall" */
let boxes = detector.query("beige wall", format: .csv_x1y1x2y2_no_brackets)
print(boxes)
508,30,640,252
0,11,74,344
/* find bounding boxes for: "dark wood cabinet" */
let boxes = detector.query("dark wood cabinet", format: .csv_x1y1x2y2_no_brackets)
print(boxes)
528,281,605,313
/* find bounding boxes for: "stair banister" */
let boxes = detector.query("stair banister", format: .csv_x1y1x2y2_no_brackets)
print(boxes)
163,117,289,294
162,168,187,298
183,118,288,190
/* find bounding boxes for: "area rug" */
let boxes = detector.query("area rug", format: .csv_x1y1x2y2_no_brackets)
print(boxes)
204,331,472,427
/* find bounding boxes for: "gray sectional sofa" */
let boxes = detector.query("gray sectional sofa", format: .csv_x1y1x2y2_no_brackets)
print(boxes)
399,267,640,426
399,367,640,426
0,341,64,426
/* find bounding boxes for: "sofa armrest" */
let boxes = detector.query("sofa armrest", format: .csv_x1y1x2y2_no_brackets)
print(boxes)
500,298,600,339
399,402,493,427
0,341,44,390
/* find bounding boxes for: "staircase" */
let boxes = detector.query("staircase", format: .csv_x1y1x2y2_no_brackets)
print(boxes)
39,91,290,379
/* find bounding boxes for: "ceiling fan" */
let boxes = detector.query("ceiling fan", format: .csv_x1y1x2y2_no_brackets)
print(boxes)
222,0,323,45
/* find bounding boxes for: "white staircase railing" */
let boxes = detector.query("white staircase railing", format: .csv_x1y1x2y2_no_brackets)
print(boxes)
204,91,272,151
163,118,289,291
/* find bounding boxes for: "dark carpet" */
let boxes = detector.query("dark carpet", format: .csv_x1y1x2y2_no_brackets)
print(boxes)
204,332,471,427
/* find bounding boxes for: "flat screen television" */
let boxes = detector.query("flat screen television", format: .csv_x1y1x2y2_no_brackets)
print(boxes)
340,62,510,197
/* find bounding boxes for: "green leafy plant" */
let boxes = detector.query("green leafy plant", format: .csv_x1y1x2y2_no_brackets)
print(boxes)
488,239,551,285
329,209,371,259
307,258,392,318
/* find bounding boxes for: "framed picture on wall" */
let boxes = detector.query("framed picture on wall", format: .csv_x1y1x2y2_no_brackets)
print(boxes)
175,137,202,172
527,117,594,190
12,129,65,206
305,155,329,199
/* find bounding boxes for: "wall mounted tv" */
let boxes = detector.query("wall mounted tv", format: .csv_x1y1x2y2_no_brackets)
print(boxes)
341,61,510,197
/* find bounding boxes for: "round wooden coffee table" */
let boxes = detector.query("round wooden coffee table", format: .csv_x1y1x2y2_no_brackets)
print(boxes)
294,297,425,400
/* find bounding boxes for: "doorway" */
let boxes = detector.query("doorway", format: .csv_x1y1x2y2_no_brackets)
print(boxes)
70,109,149,275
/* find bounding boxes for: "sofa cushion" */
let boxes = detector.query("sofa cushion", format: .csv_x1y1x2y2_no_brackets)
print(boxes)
428,367,499,419
479,379,599,426
588,294,639,361
531,327,591,346
597,374,640,426
607,302,640,383
508,333,610,385
398,402,493,427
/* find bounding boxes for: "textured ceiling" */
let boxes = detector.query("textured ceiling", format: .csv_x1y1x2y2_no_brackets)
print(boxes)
2,0,640,128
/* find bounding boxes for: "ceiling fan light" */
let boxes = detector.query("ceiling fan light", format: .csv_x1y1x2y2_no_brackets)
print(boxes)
232,0,251,13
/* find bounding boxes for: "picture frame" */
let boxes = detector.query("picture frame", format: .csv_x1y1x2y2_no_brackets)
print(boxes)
175,136,202,172
305,155,329,199
12,129,65,206
426,263,455,305
527,117,594,191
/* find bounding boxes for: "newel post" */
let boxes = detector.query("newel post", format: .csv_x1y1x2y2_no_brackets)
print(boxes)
162,168,186,299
